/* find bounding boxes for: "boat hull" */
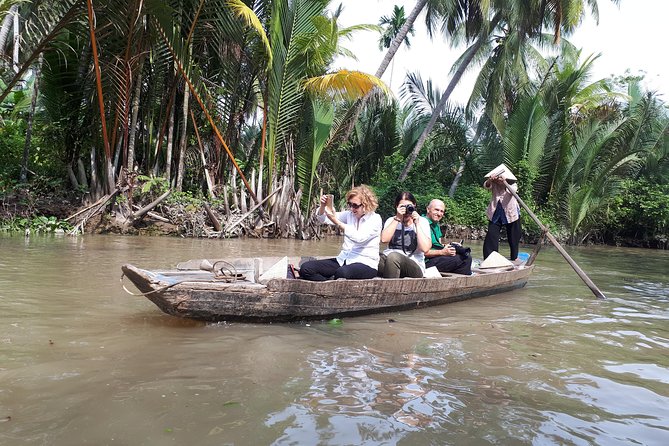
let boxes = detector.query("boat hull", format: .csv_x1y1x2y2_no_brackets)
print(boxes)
121,261,533,323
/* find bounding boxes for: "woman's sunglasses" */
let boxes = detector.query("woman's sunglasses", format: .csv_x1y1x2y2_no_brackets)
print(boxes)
347,202,363,209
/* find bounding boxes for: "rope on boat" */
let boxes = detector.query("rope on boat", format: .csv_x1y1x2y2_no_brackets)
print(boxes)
210,260,242,282
120,272,179,296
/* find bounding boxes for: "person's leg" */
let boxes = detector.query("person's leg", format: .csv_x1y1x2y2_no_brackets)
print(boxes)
377,254,386,277
483,221,501,259
382,252,405,278
398,255,423,278
506,219,521,260
426,256,461,273
453,255,473,275
426,255,473,275
298,258,340,281
334,263,378,280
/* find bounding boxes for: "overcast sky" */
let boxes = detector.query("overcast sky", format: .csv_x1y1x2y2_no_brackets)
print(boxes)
332,0,668,105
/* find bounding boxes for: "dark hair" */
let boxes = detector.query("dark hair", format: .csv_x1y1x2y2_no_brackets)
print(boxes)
394,191,417,208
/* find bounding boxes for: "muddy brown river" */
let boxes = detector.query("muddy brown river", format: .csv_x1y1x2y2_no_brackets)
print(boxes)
1,234,667,445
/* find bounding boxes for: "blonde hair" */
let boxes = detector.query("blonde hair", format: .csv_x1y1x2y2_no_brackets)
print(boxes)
346,185,378,212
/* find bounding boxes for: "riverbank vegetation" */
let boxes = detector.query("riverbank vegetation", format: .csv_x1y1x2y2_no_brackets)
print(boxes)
1,0,667,248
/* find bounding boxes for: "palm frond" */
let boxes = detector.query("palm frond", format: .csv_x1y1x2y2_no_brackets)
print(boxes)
226,0,272,68
304,70,391,103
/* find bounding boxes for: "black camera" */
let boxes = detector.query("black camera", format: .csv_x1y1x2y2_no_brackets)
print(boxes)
404,204,415,214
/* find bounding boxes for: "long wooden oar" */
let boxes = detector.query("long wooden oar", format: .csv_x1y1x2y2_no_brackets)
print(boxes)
501,179,606,299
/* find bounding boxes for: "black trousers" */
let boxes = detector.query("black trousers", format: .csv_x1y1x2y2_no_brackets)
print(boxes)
299,258,378,282
483,219,521,261
426,255,472,275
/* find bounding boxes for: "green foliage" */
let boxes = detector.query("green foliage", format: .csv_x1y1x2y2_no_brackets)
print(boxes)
136,176,170,196
447,186,489,227
372,152,444,218
166,191,206,208
0,215,72,233
0,120,26,180
603,179,669,244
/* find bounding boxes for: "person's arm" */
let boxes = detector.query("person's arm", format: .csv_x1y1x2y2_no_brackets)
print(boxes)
415,216,432,253
425,244,456,258
381,205,406,243
381,216,401,243
322,204,346,230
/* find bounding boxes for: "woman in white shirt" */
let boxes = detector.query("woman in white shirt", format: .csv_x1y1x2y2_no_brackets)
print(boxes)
379,191,431,278
299,185,382,281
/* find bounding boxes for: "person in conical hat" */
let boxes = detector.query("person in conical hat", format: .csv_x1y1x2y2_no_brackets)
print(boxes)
482,164,521,261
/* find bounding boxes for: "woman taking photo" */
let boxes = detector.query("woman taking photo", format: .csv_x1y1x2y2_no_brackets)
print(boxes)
299,185,382,281
379,191,431,278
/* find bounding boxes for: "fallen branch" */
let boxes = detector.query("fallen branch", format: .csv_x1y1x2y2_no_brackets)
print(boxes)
132,190,171,220
203,202,222,231
131,205,171,223
223,186,283,235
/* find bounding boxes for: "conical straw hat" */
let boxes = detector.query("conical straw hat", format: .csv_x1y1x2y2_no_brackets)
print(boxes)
479,251,514,269
484,163,517,181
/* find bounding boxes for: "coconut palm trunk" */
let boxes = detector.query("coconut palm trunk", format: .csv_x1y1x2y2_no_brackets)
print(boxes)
176,86,190,191
329,0,427,146
0,5,18,56
398,13,500,181
20,53,43,183
376,0,425,79
126,56,145,171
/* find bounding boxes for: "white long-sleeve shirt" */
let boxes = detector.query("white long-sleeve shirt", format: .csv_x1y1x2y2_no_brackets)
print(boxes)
317,210,382,269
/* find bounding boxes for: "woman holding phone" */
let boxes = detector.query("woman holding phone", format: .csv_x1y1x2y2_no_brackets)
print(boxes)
299,185,382,281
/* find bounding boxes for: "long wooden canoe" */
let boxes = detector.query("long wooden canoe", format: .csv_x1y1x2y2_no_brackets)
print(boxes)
121,256,534,323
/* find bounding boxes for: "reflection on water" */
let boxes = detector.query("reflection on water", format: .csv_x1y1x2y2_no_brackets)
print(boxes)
0,235,668,445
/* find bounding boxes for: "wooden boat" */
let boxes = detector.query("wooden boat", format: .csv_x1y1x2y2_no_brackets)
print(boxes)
121,255,535,323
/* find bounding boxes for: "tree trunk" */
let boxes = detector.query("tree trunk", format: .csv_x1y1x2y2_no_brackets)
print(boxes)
190,109,215,198
328,0,428,148
0,5,18,56
12,5,19,74
398,14,498,181
448,126,482,197
165,100,175,184
175,86,190,191
126,57,144,171
20,54,43,183
89,146,100,200
375,0,426,79
448,158,466,198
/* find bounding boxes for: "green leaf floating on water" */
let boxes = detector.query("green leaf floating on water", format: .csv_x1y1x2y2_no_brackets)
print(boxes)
223,401,240,407
328,318,342,326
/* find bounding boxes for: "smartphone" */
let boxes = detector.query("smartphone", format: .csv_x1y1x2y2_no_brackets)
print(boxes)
325,194,334,210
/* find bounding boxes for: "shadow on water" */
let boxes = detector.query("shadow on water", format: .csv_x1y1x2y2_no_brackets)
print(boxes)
0,234,668,445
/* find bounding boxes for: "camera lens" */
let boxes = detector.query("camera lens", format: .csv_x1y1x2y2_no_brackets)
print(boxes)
406,204,415,214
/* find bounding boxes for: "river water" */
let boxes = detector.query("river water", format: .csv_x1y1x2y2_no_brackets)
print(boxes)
0,234,667,445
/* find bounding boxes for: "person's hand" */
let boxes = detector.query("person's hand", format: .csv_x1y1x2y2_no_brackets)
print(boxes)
411,210,421,223
320,194,329,206
442,245,456,256
396,205,407,218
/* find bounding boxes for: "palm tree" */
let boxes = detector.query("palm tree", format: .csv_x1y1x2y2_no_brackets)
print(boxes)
378,5,415,89
398,0,610,181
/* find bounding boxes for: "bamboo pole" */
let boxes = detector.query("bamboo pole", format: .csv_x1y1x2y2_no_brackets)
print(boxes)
501,179,606,299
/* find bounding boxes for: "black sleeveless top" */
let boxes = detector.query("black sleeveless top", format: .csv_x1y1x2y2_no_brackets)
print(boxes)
388,224,418,256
